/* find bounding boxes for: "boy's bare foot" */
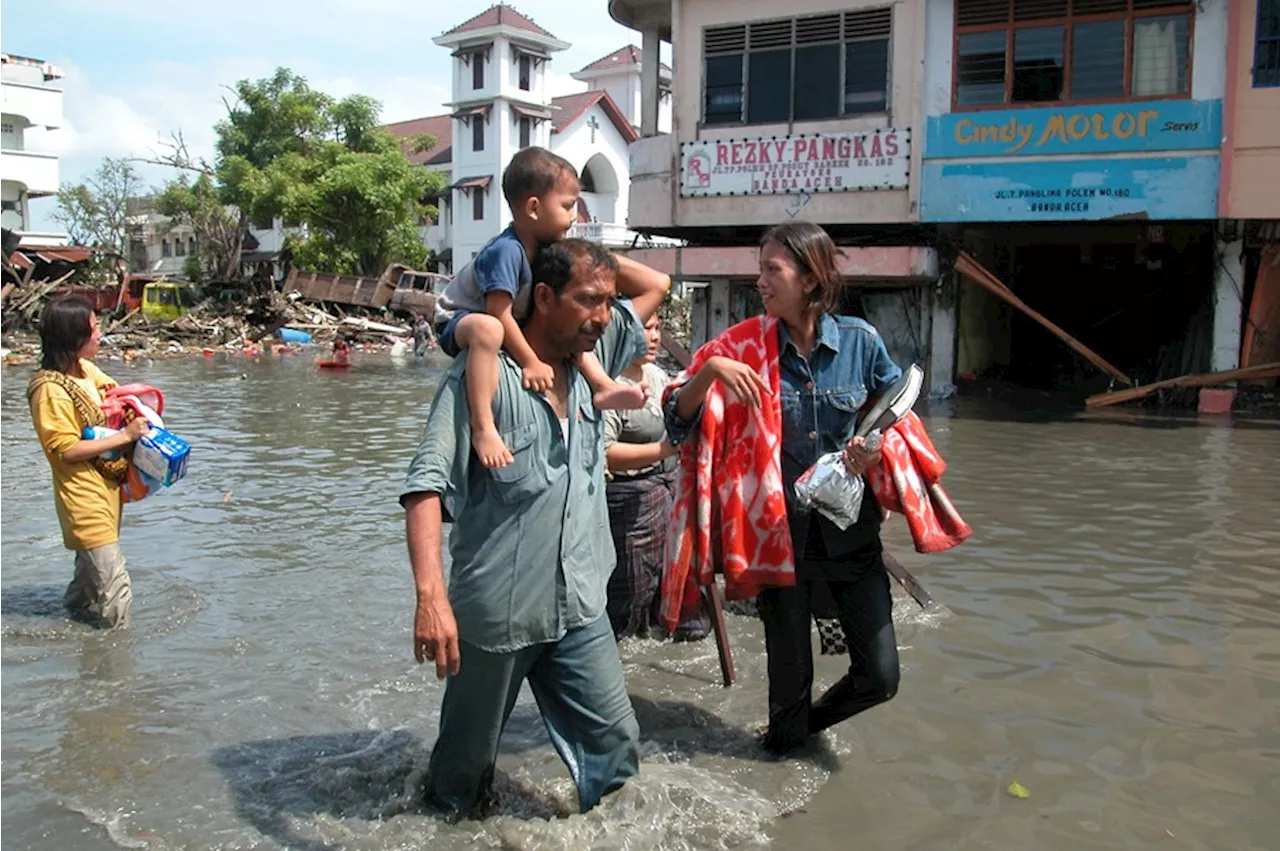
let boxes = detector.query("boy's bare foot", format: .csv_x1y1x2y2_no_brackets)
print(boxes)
592,382,648,411
473,426,514,468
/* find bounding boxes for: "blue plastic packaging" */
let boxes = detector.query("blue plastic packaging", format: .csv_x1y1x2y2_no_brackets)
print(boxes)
131,427,191,487
276,327,313,344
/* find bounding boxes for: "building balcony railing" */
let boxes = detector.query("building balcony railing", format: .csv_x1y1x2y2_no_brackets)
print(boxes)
568,220,683,248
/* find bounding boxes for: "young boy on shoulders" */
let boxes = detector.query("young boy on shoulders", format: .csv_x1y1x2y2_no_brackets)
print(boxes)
434,146,646,468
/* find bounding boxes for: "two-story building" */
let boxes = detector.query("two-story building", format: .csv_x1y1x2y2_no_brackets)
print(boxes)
2,53,66,247
613,0,1275,403
608,0,950,394
920,0,1237,397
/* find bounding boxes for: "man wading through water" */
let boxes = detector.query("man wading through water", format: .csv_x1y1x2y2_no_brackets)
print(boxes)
401,239,670,815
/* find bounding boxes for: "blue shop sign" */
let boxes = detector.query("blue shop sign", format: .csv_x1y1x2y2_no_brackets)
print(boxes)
920,156,1219,222
925,100,1222,159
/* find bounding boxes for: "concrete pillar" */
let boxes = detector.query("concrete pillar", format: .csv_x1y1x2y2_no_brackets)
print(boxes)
709,279,731,339
926,275,958,399
641,27,661,138
1210,231,1245,373
1202,228,1245,412
690,283,710,348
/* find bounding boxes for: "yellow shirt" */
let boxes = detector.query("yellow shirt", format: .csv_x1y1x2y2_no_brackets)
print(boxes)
28,359,124,550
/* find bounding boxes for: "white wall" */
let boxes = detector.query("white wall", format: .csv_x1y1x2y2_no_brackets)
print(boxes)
579,69,673,135
552,104,632,225
1,115,21,150
2,180,26,230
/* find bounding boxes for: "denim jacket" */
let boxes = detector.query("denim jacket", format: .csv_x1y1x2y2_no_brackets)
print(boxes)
666,313,903,559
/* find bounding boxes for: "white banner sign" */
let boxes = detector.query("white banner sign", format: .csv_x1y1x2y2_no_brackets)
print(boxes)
680,129,911,197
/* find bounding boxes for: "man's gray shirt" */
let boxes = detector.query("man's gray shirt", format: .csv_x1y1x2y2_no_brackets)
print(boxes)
402,299,648,653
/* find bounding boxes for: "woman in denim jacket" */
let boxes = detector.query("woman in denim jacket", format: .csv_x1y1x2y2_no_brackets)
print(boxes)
665,221,904,755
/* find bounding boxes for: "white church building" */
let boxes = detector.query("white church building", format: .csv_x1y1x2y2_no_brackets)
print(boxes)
384,4,676,274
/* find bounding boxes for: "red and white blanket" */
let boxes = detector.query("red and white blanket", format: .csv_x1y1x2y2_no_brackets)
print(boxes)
659,316,971,632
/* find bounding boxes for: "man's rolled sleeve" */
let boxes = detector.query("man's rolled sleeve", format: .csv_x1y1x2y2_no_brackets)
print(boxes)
401,371,463,507
595,299,646,379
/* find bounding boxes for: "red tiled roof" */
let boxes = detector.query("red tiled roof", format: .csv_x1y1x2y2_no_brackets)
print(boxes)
576,45,672,76
550,91,639,143
8,245,99,270
441,4,556,40
383,113,452,166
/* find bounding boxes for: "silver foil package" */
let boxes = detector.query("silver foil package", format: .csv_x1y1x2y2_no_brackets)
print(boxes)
793,430,883,530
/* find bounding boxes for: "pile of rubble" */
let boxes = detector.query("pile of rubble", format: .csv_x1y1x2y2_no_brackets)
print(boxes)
1,287,414,367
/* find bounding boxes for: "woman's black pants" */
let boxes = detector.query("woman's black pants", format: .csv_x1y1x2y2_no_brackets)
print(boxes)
757,555,900,753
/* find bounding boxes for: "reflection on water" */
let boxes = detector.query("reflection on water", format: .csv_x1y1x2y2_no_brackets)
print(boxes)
3,355,1278,850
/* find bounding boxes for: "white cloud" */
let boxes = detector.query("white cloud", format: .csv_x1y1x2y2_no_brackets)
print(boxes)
546,69,589,99
54,62,185,160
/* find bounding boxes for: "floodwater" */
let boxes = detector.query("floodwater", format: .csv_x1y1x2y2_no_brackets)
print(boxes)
2,351,1278,851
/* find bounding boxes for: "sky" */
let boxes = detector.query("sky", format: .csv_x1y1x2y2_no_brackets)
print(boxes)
2,0,647,231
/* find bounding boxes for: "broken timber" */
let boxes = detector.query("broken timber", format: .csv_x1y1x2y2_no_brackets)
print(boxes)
1085,361,1280,408
954,252,1133,387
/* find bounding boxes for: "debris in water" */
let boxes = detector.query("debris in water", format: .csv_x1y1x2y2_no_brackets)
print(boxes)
1165,828,1176,838
1006,780,1030,799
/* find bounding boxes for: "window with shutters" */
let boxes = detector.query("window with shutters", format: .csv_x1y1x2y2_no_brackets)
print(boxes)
519,54,532,91
953,0,1193,109
702,9,892,126
1257,0,1280,87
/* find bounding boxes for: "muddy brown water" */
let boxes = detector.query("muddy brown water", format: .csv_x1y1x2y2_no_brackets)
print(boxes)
2,352,1278,850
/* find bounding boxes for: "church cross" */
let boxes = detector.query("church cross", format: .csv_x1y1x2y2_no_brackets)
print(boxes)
587,115,600,143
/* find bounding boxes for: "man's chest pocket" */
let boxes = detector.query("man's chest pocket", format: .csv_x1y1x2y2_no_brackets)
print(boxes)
577,401,602,471
488,422,550,505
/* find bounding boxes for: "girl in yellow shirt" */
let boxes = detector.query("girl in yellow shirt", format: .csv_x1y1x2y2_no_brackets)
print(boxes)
27,296,149,629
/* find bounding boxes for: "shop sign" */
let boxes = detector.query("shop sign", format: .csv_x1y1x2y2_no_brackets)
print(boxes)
680,129,911,197
925,100,1222,159
920,156,1219,223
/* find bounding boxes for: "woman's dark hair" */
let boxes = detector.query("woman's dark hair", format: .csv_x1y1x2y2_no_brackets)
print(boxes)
760,221,845,314
39,295,96,373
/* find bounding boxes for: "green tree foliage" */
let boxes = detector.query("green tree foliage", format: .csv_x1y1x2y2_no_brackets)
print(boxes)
207,68,446,277
154,173,242,282
53,158,144,277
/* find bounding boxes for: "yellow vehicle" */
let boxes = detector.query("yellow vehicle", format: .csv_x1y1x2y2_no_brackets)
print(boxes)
140,281,199,320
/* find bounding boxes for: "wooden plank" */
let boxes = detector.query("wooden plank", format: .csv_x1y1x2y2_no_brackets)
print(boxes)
661,328,691,369
882,552,934,610
1085,362,1280,408
703,581,736,687
954,252,1133,386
